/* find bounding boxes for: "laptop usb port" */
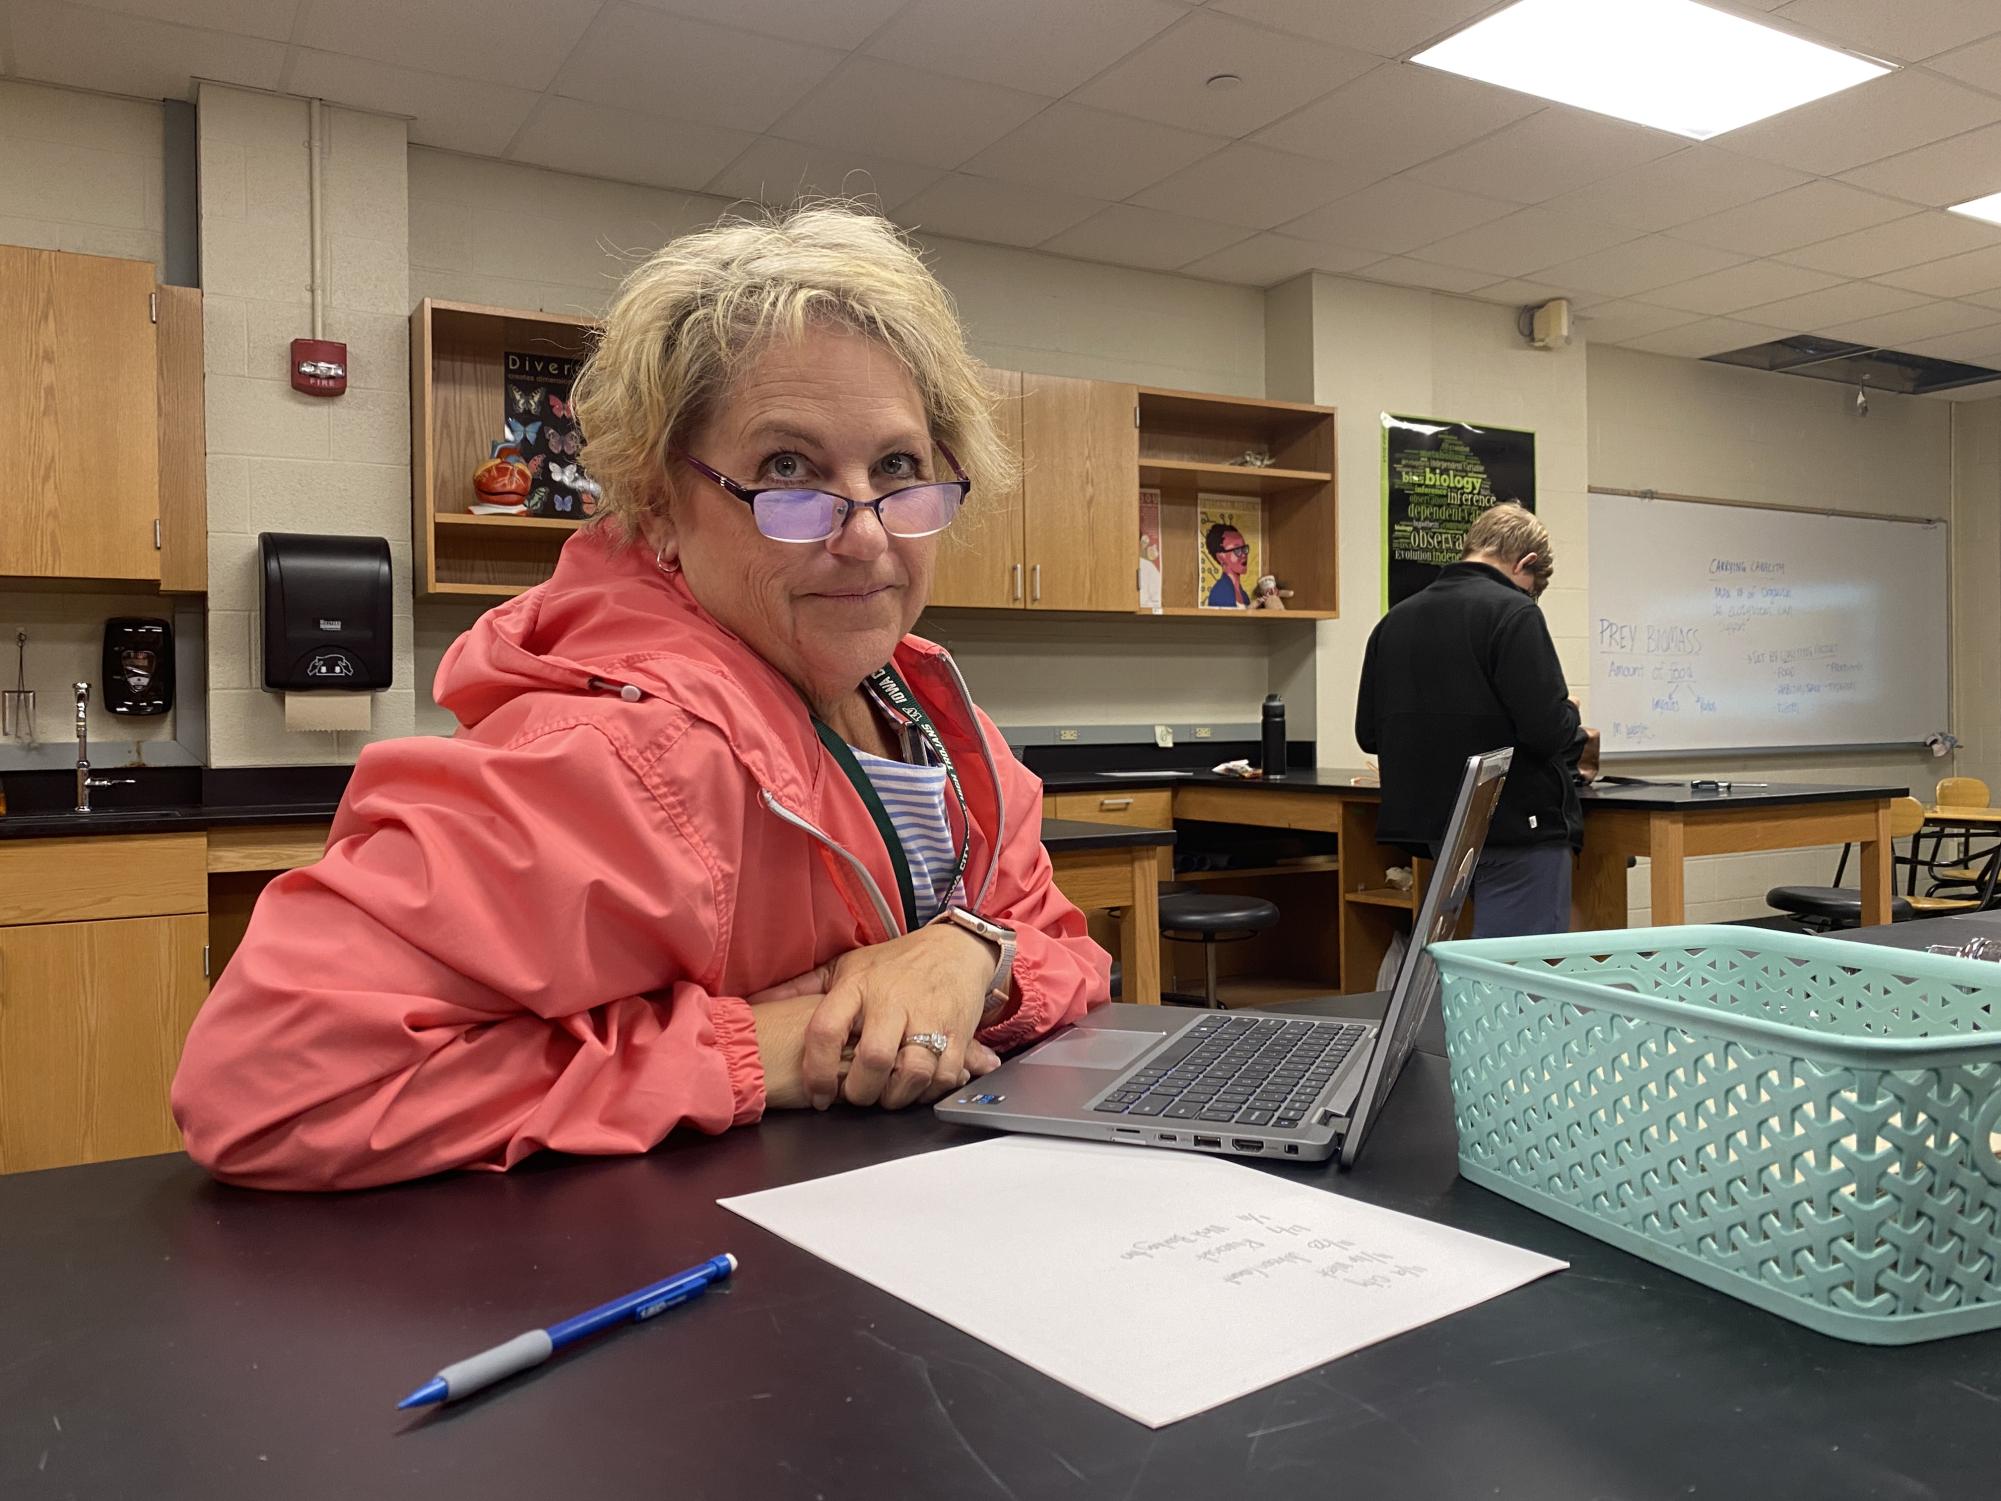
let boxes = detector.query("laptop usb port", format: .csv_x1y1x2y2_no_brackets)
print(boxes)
1193,1135,1222,1149
1232,1138,1265,1153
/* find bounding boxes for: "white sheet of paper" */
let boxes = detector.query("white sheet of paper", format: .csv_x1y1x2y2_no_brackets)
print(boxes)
720,1136,1566,1428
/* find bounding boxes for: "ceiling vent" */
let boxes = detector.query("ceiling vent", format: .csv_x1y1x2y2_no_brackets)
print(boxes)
1704,335,2001,395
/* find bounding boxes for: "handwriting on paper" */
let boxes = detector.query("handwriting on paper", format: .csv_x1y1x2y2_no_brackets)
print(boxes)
1119,1209,1432,1289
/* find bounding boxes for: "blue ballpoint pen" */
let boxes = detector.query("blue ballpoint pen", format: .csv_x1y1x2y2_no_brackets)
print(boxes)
396,1253,738,1409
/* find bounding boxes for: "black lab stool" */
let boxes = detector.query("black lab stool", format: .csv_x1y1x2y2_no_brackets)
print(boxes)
1157,891,1280,1008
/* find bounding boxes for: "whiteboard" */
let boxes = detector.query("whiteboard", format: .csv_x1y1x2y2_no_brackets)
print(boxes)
1588,492,1948,754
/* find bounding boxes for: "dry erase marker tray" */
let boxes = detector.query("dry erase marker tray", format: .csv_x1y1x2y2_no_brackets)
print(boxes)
1431,926,2001,1345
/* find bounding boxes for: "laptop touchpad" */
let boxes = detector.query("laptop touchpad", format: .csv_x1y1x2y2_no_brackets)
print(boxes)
1018,1030,1160,1069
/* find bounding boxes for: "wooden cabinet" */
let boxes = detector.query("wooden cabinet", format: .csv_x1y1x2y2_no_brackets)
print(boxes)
1022,375,1139,612
0,246,161,581
929,368,1026,608
0,914,207,1173
1045,789,1174,828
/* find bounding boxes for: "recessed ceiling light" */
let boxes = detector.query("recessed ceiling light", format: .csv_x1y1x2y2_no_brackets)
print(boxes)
1412,0,1891,141
1948,190,2001,227
1205,73,1243,91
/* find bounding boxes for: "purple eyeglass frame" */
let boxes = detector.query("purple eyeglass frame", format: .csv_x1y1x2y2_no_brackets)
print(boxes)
673,442,971,542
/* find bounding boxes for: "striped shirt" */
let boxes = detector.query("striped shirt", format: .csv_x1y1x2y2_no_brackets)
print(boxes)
851,738,963,925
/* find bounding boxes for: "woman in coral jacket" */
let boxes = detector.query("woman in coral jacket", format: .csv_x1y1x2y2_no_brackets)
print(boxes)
173,204,1111,1190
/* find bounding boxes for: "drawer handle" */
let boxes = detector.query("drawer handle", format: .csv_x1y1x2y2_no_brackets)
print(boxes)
1099,798,1133,811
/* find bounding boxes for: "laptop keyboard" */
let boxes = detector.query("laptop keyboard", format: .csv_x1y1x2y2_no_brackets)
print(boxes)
1091,1015,1368,1131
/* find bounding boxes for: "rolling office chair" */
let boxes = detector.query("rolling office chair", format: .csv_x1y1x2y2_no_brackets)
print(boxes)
1766,796,2000,931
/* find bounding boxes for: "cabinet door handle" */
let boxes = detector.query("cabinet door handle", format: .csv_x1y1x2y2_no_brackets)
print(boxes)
1031,563,1042,603
1011,562,1022,601
1099,797,1133,811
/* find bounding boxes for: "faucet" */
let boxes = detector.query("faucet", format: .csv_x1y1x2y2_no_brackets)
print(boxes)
74,682,91,812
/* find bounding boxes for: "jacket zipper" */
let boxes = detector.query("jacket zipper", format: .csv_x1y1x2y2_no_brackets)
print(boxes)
760,790,902,940
936,651,1004,911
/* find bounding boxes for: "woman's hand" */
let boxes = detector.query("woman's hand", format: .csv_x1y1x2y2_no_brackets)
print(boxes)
749,992,835,1111
802,924,1003,1111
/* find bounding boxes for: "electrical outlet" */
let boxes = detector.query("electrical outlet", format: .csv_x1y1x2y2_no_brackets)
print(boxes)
1194,725,1213,739
1058,728,1079,742
1153,724,1173,748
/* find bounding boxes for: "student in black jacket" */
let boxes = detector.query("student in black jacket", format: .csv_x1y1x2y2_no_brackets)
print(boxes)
1356,502,1589,937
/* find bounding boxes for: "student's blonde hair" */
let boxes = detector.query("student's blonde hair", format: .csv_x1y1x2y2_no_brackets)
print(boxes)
571,200,1013,539
1461,501,1553,588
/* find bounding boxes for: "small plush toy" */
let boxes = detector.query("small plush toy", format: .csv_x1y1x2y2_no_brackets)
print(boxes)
1250,574,1292,610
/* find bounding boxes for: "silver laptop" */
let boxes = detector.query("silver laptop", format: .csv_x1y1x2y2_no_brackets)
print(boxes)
938,748,1511,1166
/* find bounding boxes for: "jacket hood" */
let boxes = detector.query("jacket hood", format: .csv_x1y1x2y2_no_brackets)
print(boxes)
434,526,970,815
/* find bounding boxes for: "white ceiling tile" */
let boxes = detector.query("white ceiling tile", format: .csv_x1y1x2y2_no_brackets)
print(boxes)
1776,211,2001,277
1818,300,2001,349
1038,203,1247,270
1279,176,1515,254
1876,243,2001,297
510,97,756,193
288,50,538,158
1574,301,1704,345
867,0,1185,96
620,0,909,50
1670,180,1913,255
1928,34,2001,95
1072,11,1377,137
705,138,942,213
71,0,299,40
1250,61,1540,170
1966,288,2001,312
1840,122,2001,208
1641,259,1845,316
298,0,601,90
551,5,841,135
963,104,1226,203
1179,232,1379,285
896,174,1106,248
1715,69,2001,177
1352,256,1500,294
1735,280,1932,332
1544,148,1809,234
1938,378,2001,399
1774,0,2001,62
770,57,1048,170
1408,109,1683,205
8,0,285,97
1898,326,2001,364
1129,142,1381,229
1208,0,1497,57
1534,237,1747,298
1466,278,1567,307
1409,206,1639,278
1619,316,1787,358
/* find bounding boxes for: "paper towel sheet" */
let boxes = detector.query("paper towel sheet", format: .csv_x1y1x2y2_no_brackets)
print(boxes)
284,692,372,732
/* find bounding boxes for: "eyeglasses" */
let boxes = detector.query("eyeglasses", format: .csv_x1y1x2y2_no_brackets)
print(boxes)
676,446,970,544
1215,544,1251,560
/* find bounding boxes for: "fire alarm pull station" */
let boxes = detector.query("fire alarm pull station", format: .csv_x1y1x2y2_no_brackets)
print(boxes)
291,338,348,397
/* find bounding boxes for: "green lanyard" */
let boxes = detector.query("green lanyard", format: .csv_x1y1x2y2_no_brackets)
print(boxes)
812,663,973,933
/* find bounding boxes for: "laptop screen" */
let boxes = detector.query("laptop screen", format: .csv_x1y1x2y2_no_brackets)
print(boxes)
1339,747,1512,1167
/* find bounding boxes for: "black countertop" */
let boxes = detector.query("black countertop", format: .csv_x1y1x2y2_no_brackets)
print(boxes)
1039,817,1174,851
1042,767,1380,795
4,1003,1994,1501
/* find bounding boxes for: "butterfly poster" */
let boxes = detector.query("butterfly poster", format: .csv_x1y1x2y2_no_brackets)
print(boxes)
503,350,599,517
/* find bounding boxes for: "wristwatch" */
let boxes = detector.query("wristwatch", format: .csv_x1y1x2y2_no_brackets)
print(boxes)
936,905,1017,1020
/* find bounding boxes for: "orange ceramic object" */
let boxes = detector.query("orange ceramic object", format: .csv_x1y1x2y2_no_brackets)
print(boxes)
473,457,531,507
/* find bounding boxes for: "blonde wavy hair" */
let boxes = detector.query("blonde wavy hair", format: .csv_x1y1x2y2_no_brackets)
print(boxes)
1462,500,1553,590
571,201,1013,540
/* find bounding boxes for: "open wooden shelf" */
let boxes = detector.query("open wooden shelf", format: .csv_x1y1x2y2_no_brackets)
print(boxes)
1178,858,1339,883
1149,606,1337,621
411,298,600,600
1346,887,1417,910
1139,458,1333,496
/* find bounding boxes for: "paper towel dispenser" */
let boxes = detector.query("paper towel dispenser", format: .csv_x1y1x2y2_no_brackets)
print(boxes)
260,532,393,692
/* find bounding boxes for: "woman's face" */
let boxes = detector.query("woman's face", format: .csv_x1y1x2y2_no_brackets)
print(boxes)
1216,529,1249,577
649,327,941,710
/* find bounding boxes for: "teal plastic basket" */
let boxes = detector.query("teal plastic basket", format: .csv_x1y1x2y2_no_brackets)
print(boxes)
1430,925,2001,1344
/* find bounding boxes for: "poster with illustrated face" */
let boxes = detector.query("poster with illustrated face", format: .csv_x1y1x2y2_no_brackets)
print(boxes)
1196,496,1260,610
503,350,600,518
1138,487,1163,612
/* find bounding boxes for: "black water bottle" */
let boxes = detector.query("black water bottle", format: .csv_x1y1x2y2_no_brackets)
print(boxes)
1261,693,1287,779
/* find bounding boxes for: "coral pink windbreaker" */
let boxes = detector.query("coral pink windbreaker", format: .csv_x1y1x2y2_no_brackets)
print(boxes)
172,528,1110,1190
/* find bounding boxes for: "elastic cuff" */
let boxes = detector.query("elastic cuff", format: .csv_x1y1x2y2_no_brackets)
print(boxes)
710,994,767,1126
